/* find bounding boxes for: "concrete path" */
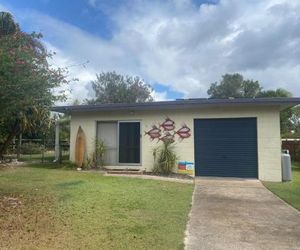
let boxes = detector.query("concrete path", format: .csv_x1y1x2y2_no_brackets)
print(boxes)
185,178,300,250
104,173,193,184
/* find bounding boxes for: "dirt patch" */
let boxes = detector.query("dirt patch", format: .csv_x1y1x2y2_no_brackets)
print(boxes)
0,194,66,250
0,160,26,170
0,196,23,210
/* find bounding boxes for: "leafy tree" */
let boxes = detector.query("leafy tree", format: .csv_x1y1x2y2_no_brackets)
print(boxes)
289,106,300,136
0,12,19,37
207,73,298,135
87,71,153,104
257,88,292,98
0,12,70,158
207,73,262,98
258,88,294,135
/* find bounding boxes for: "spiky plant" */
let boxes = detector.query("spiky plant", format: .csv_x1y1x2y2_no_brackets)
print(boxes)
152,140,178,174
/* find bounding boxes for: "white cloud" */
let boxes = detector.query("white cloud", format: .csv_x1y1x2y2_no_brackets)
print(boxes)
2,0,300,104
151,90,169,101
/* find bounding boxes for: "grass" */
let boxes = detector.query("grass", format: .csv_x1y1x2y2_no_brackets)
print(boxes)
263,162,300,211
0,163,193,250
18,151,69,162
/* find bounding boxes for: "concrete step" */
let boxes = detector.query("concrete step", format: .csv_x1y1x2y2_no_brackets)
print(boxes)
105,169,144,175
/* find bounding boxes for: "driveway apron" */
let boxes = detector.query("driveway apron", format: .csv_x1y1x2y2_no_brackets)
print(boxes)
185,178,300,250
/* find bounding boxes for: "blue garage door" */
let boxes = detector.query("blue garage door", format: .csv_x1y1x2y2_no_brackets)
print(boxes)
194,118,258,178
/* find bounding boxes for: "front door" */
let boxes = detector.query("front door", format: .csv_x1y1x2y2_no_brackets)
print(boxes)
119,122,140,164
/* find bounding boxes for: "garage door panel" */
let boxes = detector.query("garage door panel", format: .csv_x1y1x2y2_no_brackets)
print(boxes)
194,118,258,178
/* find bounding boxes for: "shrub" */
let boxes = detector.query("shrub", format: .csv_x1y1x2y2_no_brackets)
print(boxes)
95,139,106,167
295,145,300,160
82,140,106,169
152,140,178,174
82,155,94,169
20,142,42,154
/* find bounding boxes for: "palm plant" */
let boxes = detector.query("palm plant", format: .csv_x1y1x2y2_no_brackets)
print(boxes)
152,140,178,174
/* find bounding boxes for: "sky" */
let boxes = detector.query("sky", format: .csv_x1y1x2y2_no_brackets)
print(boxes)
1,0,300,103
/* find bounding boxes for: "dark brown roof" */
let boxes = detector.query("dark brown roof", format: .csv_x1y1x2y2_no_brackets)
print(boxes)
52,97,300,113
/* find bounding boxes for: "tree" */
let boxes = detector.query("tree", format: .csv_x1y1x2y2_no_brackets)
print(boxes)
207,73,298,135
258,88,295,135
289,106,300,136
207,73,262,98
257,88,292,98
0,12,70,158
87,71,153,104
0,12,19,37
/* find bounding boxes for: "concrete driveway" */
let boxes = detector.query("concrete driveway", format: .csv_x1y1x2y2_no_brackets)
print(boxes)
185,178,300,250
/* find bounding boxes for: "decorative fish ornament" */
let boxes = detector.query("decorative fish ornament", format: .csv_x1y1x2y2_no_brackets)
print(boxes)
175,124,191,140
145,125,161,140
160,117,175,131
159,131,175,143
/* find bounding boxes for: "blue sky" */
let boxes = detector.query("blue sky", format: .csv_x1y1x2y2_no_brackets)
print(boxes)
3,0,115,38
4,0,217,39
1,0,300,103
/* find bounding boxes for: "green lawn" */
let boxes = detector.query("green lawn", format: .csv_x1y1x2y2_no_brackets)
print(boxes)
0,164,193,250
263,162,300,211
18,151,69,162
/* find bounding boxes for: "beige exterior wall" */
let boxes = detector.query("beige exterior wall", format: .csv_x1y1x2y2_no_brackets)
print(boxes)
69,105,282,182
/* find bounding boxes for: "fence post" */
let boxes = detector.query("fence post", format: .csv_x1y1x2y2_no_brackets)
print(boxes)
59,143,62,164
17,133,22,160
54,121,60,162
42,138,45,163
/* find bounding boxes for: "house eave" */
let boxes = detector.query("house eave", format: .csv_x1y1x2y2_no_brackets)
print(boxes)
51,97,300,114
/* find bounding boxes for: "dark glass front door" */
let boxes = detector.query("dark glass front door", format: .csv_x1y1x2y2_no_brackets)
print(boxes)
119,122,140,164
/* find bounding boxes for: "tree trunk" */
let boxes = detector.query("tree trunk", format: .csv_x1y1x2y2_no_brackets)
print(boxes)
0,121,19,159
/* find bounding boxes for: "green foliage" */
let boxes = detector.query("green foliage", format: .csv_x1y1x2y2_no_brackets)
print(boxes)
82,139,106,169
0,12,71,157
207,73,262,98
20,142,42,154
87,71,153,104
257,88,292,98
258,88,294,135
152,140,178,174
296,146,300,160
289,107,300,136
82,155,94,170
207,73,298,135
95,139,106,167
0,12,19,37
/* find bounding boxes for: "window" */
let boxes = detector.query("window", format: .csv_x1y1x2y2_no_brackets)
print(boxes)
97,121,141,165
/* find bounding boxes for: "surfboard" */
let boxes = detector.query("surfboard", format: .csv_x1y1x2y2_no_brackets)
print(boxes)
75,126,86,168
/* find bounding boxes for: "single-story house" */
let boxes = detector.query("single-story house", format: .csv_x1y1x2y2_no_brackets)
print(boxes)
52,97,300,182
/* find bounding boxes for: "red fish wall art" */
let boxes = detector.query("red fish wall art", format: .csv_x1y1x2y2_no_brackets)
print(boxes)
160,117,175,131
159,132,175,143
144,125,161,140
144,117,191,142
175,124,191,141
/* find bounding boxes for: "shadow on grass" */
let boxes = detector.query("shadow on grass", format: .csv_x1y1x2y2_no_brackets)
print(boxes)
28,161,75,170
